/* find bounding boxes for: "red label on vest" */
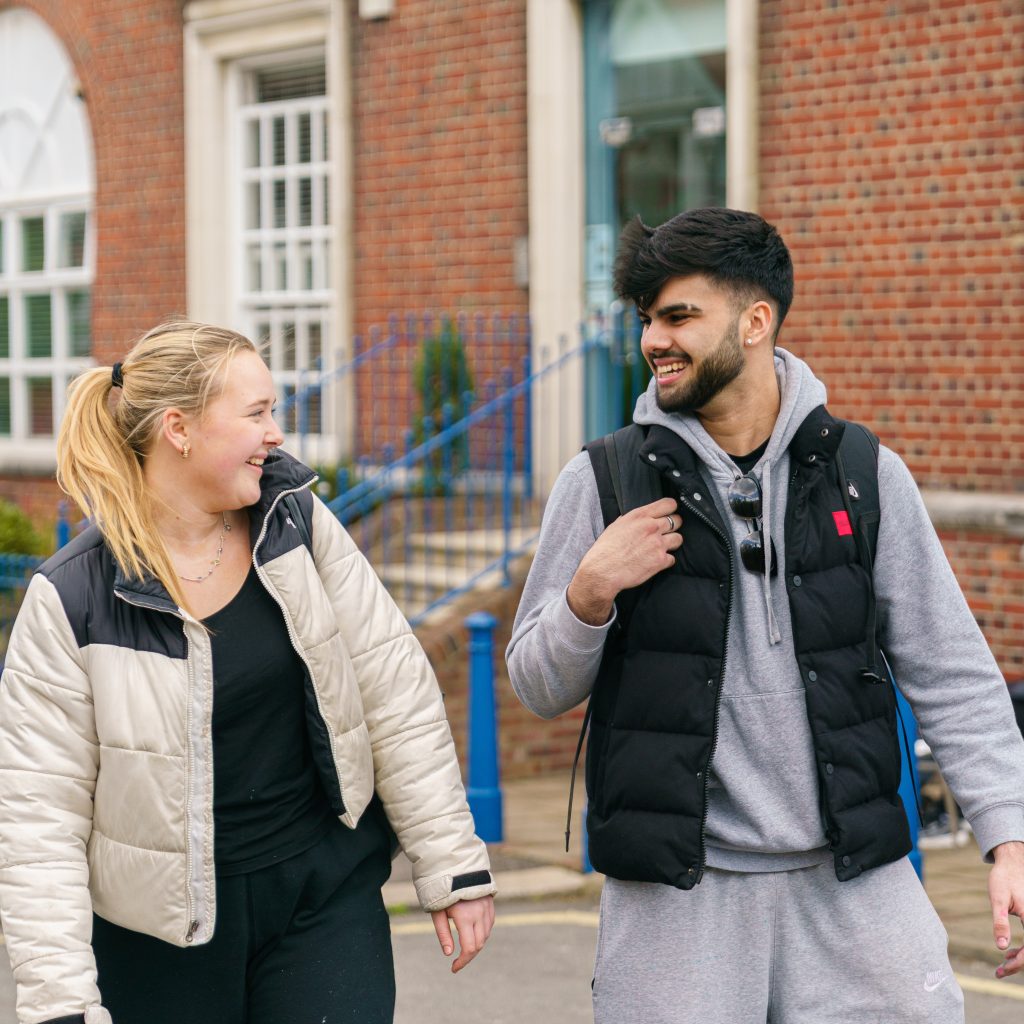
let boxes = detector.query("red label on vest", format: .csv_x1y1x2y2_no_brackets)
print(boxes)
833,510,853,537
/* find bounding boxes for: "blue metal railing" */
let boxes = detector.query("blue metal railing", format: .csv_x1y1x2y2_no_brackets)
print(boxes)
278,312,535,469
324,330,600,625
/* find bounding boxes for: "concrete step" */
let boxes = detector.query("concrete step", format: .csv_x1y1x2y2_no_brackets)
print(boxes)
378,561,508,601
394,529,537,569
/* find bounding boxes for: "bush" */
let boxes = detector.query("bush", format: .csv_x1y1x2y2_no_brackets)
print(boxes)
0,500,50,556
413,319,473,481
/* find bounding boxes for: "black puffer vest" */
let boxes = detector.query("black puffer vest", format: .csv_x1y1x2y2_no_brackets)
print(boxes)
585,407,911,889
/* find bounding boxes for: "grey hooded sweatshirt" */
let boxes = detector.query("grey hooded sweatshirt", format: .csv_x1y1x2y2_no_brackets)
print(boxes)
507,348,1024,871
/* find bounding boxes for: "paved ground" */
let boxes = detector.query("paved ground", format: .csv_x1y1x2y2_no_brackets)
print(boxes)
3,894,1020,1024
0,774,1021,1021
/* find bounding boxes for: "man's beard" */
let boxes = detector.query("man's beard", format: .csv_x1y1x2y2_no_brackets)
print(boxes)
654,318,744,414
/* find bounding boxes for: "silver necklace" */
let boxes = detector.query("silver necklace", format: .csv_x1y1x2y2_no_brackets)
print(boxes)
178,514,232,583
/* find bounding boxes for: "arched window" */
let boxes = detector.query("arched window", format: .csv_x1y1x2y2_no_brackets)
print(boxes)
0,8,94,460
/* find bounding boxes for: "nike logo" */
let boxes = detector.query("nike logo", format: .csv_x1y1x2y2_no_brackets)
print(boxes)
923,971,945,992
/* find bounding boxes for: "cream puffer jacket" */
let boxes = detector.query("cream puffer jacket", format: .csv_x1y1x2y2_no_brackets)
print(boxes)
0,451,494,1024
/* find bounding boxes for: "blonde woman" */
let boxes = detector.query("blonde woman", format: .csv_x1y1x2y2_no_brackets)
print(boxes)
0,322,495,1024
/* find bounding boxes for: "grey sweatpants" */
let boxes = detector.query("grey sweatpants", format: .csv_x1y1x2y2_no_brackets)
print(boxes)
592,857,964,1024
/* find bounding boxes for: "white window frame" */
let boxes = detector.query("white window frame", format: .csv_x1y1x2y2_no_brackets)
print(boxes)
229,51,334,460
0,199,94,449
0,8,95,469
184,0,352,464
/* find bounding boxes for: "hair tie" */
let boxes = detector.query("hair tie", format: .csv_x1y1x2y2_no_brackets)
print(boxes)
111,363,124,389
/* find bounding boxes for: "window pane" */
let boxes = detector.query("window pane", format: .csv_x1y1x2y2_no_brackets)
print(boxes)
298,385,322,434
67,290,91,356
247,244,263,292
58,212,87,268
21,217,44,272
309,322,322,367
0,378,9,436
246,119,261,168
299,178,312,227
27,377,53,436
24,294,52,357
282,322,296,370
272,117,286,166
299,241,313,290
0,296,8,358
273,180,286,229
298,112,312,163
274,243,287,290
256,65,326,102
246,182,261,230
281,383,297,433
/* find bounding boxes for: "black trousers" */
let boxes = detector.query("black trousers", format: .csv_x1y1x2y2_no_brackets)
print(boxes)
92,820,395,1024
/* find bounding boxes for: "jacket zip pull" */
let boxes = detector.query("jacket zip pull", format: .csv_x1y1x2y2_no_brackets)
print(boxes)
185,920,199,942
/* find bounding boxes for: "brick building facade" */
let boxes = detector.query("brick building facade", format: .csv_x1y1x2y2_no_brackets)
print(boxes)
0,1,1020,756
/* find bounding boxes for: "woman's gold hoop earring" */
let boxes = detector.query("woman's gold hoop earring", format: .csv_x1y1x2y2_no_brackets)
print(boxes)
181,442,191,460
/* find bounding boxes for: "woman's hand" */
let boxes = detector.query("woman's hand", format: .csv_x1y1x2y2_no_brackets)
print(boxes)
430,895,495,973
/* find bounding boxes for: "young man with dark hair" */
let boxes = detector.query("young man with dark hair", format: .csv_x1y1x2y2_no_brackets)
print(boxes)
507,207,1024,1023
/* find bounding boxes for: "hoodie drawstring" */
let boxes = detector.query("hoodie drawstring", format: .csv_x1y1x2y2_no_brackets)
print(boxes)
761,462,782,645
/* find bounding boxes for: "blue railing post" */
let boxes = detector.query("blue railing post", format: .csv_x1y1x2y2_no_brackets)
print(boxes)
465,611,503,843
501,370,514,587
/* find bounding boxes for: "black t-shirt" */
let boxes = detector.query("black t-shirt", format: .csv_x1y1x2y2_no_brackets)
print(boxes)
204,566,335,875
728,437,770,475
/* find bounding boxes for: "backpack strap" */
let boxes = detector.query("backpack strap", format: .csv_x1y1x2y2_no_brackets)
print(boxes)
835,421,880,558
567,425,660,851
584,424,659,527
834,420,882,684
836,421,924,826
586,435,625,529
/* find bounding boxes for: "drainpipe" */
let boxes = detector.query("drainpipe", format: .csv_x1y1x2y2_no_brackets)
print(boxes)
726,0,759,212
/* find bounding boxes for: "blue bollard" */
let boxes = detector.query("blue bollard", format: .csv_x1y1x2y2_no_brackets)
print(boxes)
465,612,504,843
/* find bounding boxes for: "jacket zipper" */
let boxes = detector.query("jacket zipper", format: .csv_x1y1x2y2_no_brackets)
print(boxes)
112,589,202,944
676,488,734,885
250,484,347,815
182,627,198,942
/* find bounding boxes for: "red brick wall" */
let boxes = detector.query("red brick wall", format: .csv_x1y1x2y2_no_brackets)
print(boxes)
759,0,1024,492
939,529,1024,682
3,0,187,362
349,0,530,451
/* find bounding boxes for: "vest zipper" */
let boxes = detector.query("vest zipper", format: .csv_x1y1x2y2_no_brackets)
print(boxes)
676,489,734,884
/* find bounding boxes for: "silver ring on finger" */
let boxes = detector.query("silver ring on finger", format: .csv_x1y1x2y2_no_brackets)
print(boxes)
664,514,676,533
